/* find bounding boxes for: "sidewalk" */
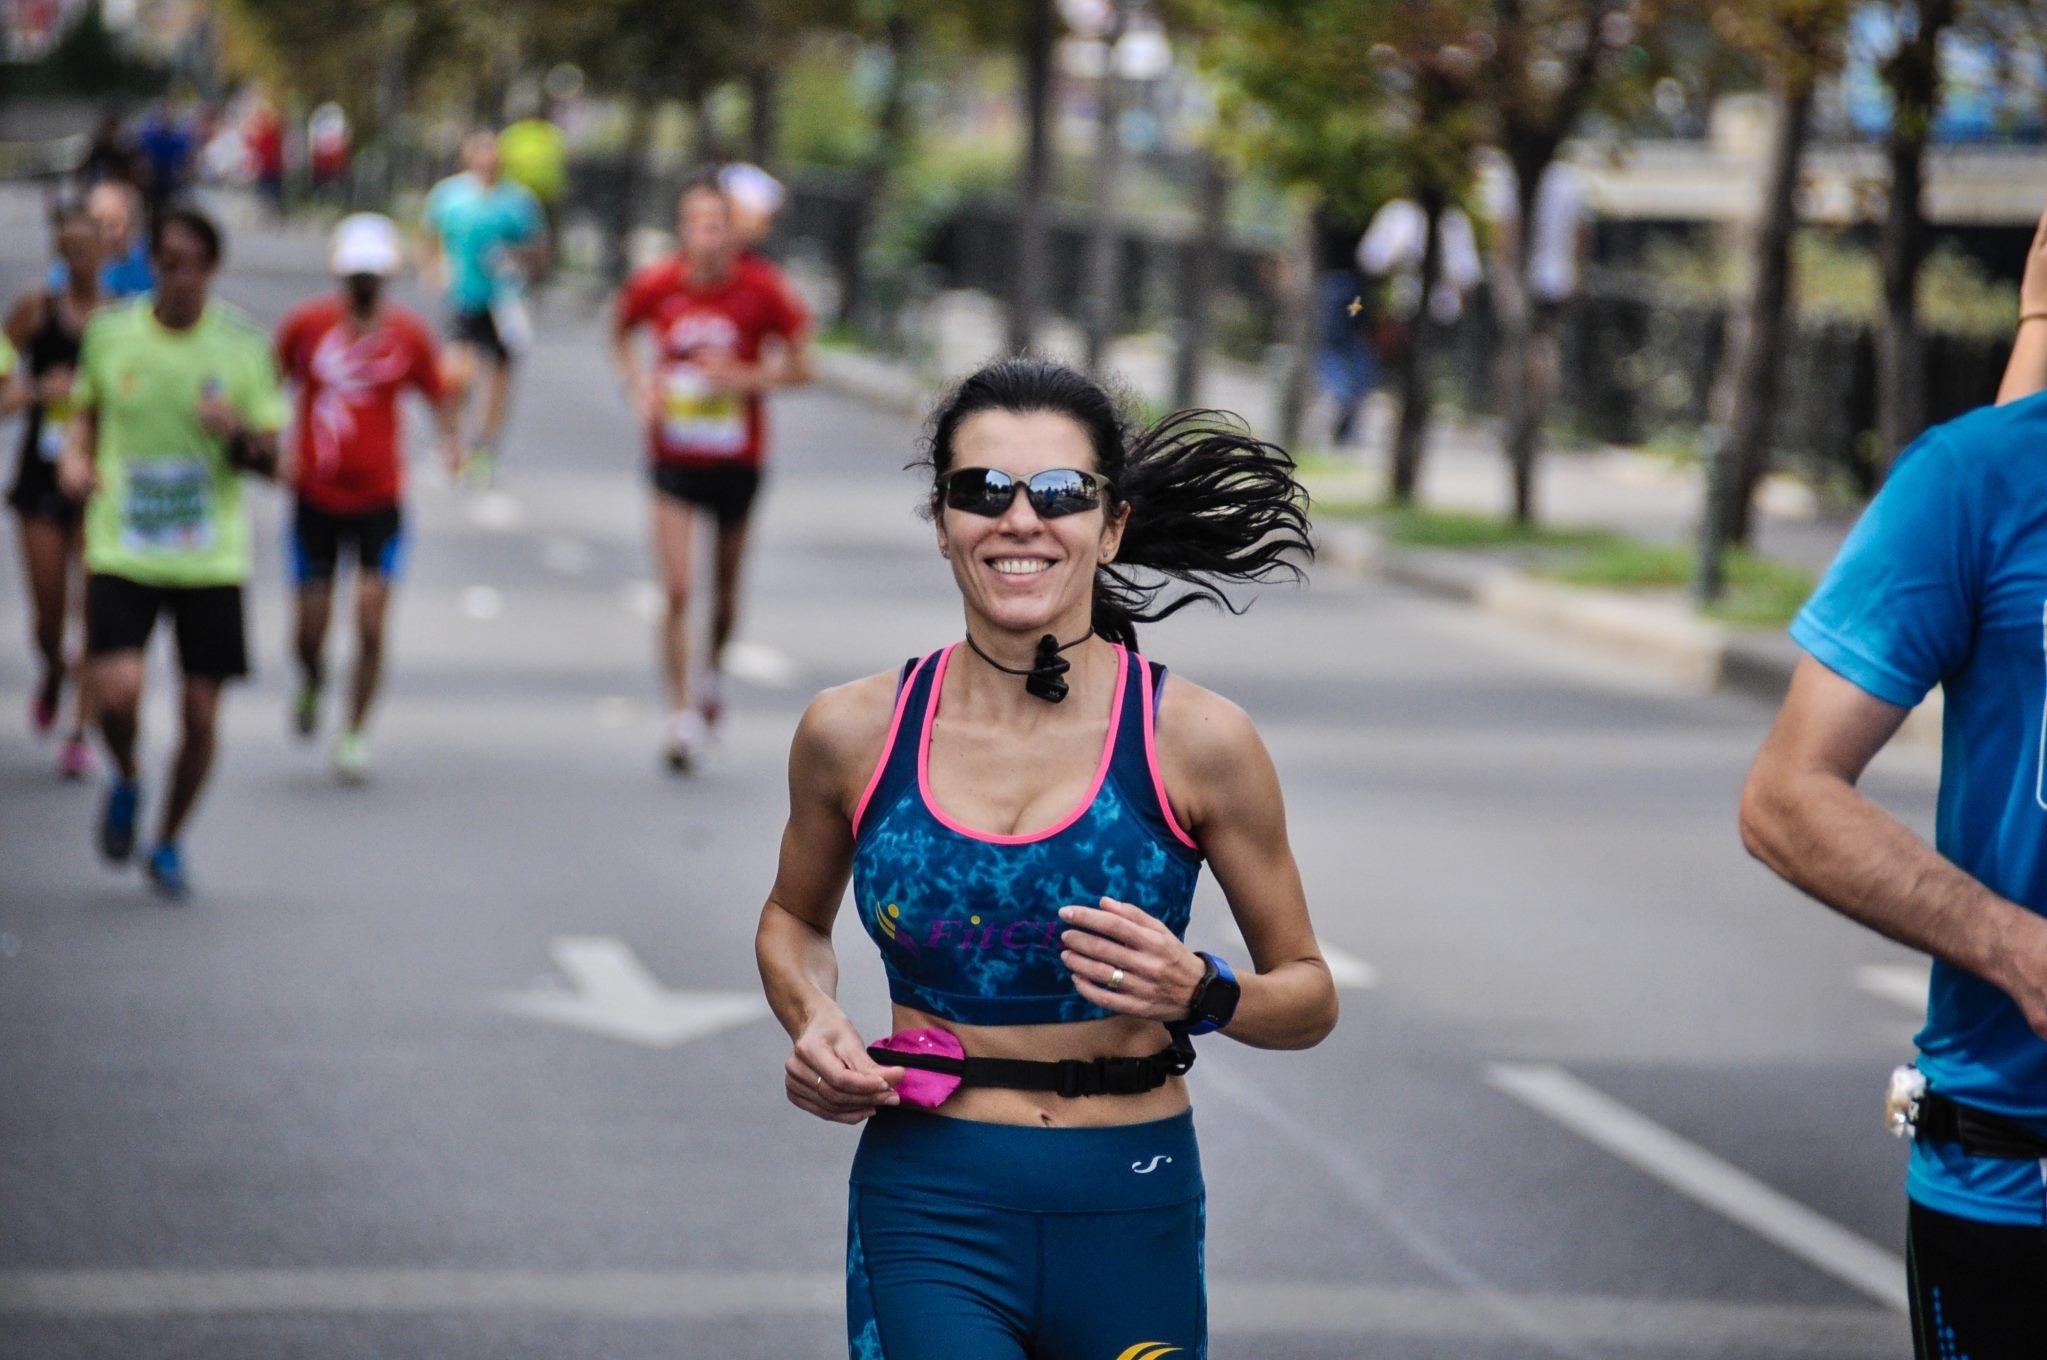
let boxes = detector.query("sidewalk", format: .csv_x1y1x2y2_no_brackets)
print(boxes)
804,287,1878,708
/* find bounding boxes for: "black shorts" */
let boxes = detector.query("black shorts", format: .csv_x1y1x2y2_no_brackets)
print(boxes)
1907,1201,2047,1358
651,462,762,529
448,308,512,364
291,501,406,585
86,573,248,679
8,448,83,529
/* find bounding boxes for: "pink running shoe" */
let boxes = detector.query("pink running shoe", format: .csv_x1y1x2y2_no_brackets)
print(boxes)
58,736,93,781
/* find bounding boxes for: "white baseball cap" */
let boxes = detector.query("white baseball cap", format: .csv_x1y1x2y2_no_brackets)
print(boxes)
330,212,403,277
718,162,786,217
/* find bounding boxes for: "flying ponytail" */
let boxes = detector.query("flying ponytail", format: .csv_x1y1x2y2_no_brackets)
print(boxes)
921,358,1313,649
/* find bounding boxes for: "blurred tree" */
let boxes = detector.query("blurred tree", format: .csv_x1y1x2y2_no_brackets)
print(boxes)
1484,2,1667,525
1696,0,1849,598
1191,1,1507,490
1870,0,1959,472
1008,0,1060,353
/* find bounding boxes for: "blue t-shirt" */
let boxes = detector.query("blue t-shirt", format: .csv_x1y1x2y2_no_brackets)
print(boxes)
47,241,154,300
1792,392,2047,1227
423,173,540,313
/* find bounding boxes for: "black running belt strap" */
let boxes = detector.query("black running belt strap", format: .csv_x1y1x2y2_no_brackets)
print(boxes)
868,1036,1196,1099
1917,1091,2047,1160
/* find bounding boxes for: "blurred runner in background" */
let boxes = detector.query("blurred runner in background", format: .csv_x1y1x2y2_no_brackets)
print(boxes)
276,214,459,784
718,162,786,257
611,174,811,771
57,208,287,901
421,131,546,486
498,109,568,280
7,200,108,780
49,181,152,301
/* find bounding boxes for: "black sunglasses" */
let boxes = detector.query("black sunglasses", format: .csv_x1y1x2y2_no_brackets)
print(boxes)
938,467,1114,519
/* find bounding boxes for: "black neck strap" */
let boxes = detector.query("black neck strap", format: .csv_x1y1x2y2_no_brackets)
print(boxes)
965,628,1094,703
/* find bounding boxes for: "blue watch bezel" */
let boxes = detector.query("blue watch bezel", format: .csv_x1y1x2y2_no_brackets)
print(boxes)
1184,951,1239,1035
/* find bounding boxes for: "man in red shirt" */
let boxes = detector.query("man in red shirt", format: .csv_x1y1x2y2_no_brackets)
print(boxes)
612,174,811,771
276,213,457,782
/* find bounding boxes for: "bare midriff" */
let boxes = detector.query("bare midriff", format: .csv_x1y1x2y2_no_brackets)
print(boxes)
890,1003,1190,1127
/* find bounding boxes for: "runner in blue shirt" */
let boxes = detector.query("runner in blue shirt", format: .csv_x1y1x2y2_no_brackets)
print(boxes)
421,131,545,485
1743,206,2047,1357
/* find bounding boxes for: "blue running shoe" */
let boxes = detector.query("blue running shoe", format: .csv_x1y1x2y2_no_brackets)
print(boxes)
98,779,140,863
145,843,189,901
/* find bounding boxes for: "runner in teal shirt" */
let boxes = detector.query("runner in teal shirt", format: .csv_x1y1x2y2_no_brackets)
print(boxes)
422,130,543,483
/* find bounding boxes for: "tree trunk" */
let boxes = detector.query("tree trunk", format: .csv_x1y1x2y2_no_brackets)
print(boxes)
1172,151,1227,410
748,66,778,168
1081,0,1133,376
1702,69,1813,561
1276,207,1318,450
605,97,656,286
1389,194,1446,505
1876,0,1952,471
1007,0,1057,356
840,10,914,330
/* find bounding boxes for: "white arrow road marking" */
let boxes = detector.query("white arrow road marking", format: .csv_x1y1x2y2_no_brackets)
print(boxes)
723,641,798,688
1856,964,1928,1014
1218,930,1376,989
498,937,770,1048
1487,1063,1907,1312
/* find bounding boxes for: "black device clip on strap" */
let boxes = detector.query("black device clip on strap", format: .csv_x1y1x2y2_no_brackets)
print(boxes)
1916,1091,2047,1160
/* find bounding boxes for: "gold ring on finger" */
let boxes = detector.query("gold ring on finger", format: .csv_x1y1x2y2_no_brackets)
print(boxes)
1109,967,1124,990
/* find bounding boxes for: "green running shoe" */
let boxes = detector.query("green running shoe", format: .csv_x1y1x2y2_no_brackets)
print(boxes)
333,731,370,785
292,685,320,740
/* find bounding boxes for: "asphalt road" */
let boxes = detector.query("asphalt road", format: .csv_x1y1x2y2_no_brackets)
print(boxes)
0,193,1942,1359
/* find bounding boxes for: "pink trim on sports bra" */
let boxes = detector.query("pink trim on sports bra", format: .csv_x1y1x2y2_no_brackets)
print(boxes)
850,649,938,839
916,641,1128,845
1140,659,1200,851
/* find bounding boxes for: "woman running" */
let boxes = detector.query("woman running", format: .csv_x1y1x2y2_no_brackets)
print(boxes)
6,200,107,776
756,358,1337,1359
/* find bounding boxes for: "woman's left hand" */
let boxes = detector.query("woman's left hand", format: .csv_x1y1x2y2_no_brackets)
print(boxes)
1060,897,1205,1021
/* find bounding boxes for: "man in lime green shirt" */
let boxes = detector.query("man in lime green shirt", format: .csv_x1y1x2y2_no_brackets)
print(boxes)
58,207,286,900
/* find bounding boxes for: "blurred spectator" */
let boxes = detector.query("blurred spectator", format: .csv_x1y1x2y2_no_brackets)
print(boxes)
77,113,141,189
1356,197,1481,370
309,104,351,198
1314,213,1377,446
136,97,197,215
49,181,152,300
244,97,286,217
499,111,568,272
718,162,786,256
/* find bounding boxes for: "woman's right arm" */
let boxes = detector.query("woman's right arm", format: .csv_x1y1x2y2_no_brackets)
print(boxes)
756,678,905,1124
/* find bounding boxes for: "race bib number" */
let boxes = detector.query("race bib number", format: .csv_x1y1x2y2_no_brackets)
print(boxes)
120,458,215,554
660,365,747,458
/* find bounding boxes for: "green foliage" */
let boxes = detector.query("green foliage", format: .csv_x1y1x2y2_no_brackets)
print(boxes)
1540,539,1815,626
1630,230,2018,336
780,39,878,168
5,0,169,99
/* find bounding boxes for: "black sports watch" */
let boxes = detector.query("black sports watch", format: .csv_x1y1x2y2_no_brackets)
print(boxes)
1184,951,1241,1036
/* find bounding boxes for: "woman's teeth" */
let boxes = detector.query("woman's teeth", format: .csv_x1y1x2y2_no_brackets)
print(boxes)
992,559,1052,576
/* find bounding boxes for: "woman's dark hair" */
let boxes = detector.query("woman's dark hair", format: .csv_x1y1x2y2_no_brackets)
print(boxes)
149,206,222,266
920,357,1313,649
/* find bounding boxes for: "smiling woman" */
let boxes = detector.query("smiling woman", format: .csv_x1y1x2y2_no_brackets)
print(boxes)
754,356,1335,1360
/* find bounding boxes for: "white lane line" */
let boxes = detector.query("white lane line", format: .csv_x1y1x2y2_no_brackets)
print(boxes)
1856,964,1928,1014
593,696,640,728
1487,1063,1907,1312
459,586,504,621
0,1270,1898,1352
1219,929,1376,989
497,937,769,1049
